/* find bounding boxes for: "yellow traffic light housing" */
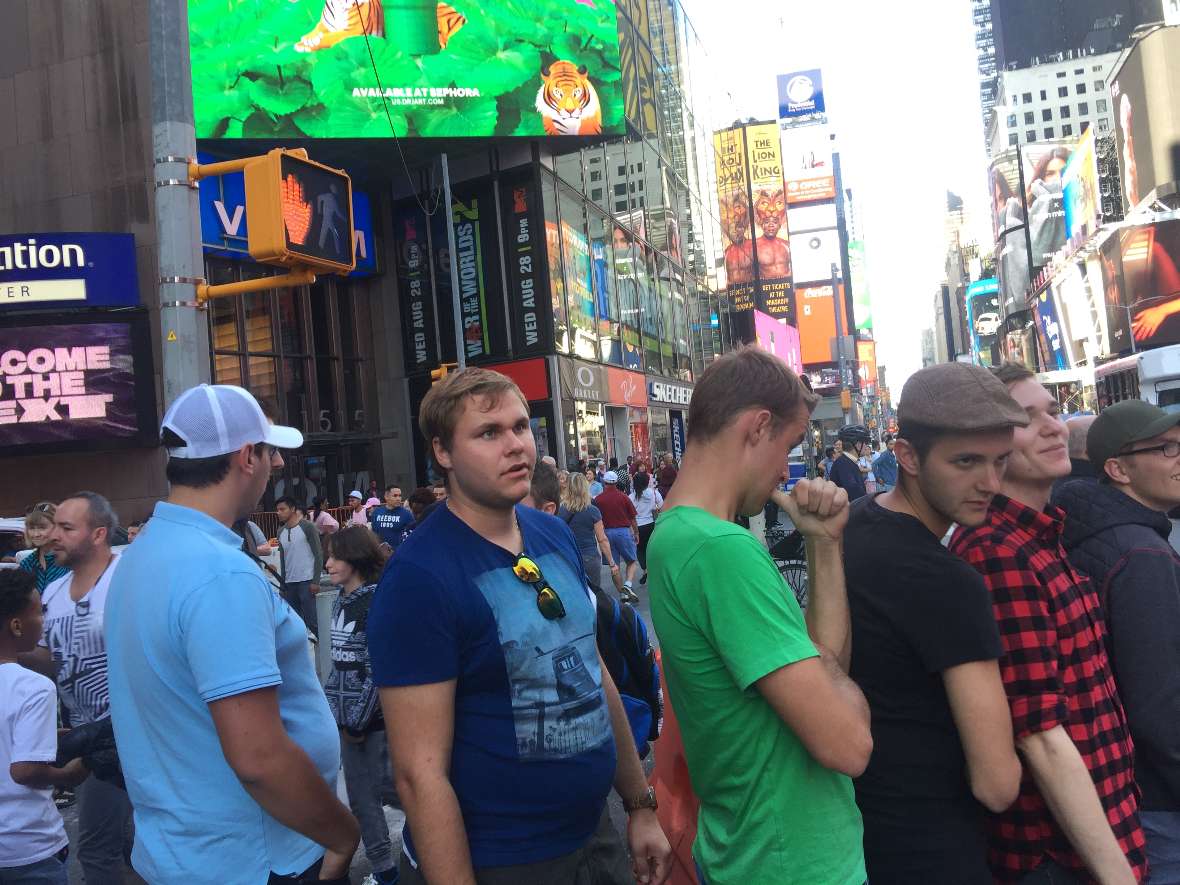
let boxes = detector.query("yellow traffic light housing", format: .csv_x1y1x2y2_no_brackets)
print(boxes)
431,363,458,385
243,148,356,275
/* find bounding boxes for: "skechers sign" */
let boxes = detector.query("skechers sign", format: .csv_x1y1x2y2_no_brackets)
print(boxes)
197,152,378,277
0,233,140,311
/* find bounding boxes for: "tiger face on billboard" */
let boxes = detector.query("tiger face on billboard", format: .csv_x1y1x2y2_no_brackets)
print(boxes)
536,61,603,136
295,0,466,53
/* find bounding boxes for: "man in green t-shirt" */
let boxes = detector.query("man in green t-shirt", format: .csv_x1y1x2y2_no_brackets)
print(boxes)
648,346,871,885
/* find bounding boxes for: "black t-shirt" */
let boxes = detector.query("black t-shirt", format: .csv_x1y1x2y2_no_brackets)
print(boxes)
845,495,1003,885
828,454,867,500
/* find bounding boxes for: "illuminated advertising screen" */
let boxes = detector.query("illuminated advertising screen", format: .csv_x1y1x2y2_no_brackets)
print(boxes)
395,202,438,373
189,0,625,139
796,283,842,366
780,125,835,204
790,228,840,285
1032,286,1069,371
1110,27,1180,213
713,126,755,309
1022,141,1073,269
1116,219,1180,350
966,278,1001,367
848,239,871,333
777,69,825,119
753,310,802,373
745,122,793,320
1099,233,1133,355
1063,127,1100,241
855,339,877,394
0,310,156,455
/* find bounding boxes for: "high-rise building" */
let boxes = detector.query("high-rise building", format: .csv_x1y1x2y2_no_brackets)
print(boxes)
977,0,1159,153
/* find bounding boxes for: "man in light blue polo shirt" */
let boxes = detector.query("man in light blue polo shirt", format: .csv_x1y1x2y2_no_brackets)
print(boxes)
105,385,359,884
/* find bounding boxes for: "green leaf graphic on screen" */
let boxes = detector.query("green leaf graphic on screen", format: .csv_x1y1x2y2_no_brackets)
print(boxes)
188,0,625,139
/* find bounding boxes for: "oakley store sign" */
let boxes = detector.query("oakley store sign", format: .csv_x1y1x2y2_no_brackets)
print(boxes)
558,358,647,407
647,379,692,407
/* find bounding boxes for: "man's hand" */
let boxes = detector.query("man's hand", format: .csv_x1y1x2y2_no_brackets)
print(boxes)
773,478,849,542
627,808,671,884
319,843,358,880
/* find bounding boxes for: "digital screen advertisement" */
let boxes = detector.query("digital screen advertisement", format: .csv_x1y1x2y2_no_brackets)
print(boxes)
1022,141,1073,269
713,126,755,307
0,311,156,455
753,310,802,374
1110,26,1180,213
189,0,625,139
1116,219,1180,350
777,69,825,119
780,125,835,204
796,283,842,366
1063,127,1100,242
745,122,793,320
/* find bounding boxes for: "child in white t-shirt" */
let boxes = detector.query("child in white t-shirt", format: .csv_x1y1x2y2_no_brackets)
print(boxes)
1,570,88,882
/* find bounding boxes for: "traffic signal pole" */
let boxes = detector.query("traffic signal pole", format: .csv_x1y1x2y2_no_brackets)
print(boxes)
151,0,211,406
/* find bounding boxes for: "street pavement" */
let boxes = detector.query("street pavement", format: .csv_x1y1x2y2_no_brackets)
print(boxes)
59,512,773,882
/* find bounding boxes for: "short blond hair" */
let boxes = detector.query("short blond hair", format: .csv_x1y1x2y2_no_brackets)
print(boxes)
563,472,593,512
419,367,529,454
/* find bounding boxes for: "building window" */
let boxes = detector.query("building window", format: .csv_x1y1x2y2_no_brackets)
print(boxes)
1058,86,1068,97
1098,118,1111,133
1097,98,1108,113
1009,133,1019,146
589,170,602,182
1060,105,1071,118
1043,108,1053,121
1092,65,1102,72
1022,91,1032,103
614,183,627,196
1040,89,1047,100
1044,127,1055,139
1024,111,1034,125
1074,68,1084,75
1026,130,1037,142
1056,71,1067,79
1078,101,1089,115
1062,124,1073,137
1095,80,1104,90
1009,113,1019,127
1076,82,1087,94
591,188,603,202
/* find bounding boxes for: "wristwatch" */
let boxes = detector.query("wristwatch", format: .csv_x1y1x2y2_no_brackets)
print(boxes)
624,785,658,813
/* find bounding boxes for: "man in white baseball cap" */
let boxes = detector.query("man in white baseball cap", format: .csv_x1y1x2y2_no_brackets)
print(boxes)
345,489,369,527
105,385,359,883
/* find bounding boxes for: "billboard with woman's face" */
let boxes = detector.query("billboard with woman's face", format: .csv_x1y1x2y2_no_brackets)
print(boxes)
1022,141,1072,269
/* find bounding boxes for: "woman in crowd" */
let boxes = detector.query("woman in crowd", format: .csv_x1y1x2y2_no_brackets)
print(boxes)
311,496,339,536
629,471,663,585
17,502,69,592
560,473,620,593
322,526,399,885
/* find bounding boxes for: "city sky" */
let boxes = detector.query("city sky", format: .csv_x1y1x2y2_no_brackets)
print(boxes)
685,0,994,390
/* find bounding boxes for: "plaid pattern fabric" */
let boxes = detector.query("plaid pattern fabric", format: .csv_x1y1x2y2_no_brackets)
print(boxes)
950,496,1146,883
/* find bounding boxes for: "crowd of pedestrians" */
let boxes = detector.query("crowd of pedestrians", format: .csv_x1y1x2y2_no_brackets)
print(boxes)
4,345,1179,885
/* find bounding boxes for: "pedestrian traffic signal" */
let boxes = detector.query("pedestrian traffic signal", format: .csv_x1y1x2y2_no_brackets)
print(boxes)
431,363,458,385
243,148,355,274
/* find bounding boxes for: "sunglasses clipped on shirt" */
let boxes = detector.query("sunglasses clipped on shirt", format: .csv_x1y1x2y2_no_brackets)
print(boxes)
512,554,567,621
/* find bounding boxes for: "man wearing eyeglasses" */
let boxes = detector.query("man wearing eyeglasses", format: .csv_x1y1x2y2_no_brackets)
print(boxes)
1053,399,1180,880
368,367,670,885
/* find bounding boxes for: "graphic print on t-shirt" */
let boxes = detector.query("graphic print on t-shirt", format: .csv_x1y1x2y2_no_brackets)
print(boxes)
475,551,611,760
41,564,118,725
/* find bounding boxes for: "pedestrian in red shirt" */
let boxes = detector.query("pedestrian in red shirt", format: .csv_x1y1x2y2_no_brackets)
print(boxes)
950,363,1146,884
595,472,640,603
656,454,679,500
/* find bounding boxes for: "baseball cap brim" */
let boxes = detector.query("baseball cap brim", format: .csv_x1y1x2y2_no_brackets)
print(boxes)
262,423,304,450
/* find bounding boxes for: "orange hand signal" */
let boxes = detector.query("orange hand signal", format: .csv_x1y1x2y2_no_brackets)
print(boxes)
281,174,313,245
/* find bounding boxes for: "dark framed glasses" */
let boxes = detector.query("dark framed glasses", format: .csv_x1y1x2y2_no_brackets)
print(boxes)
1120,441,1180,458
512,554,567,620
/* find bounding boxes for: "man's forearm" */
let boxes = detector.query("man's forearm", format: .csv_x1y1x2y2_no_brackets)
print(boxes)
397,768,476,885
816,643,870,726
237,737,358,857
1019,726,1136,885
601,662,649,801
804,538,851,671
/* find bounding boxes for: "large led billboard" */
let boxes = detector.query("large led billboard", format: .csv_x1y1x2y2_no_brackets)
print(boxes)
1022,141,1073,269
1117,219,1180,350
1063,126,1100,241
189,0,625,139
1110,26,1180,213
0,310,157,455
780,125,835,204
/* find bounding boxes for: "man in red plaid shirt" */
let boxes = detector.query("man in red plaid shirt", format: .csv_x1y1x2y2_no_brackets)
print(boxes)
951,363,1147,884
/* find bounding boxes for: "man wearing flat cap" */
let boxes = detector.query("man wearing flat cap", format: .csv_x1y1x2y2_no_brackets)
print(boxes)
1053,399,1180,879
845,361,1024,883
951,365,1146,884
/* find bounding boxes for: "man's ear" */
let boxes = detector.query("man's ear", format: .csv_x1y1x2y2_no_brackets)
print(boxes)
433,437,453,472
1103,456,1131,487
893,438,922,478
543,501,558,515
744,409,774,444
